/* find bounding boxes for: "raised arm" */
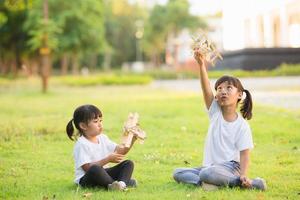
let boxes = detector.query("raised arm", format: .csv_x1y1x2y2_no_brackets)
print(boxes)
194,49,214,109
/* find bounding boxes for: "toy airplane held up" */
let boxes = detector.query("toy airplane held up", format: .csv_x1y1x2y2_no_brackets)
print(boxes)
191,34,223,66
121,112,146,148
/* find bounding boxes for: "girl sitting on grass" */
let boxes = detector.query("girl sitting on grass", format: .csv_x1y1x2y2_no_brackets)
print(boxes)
66,105,137,190
173,48,267,191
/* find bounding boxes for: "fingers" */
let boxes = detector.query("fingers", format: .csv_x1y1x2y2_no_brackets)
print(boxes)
242,181,251,188
193,49,204,59
240,177,251,188
112,153,125,163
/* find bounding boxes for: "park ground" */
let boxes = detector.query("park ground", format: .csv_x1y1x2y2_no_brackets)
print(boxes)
0,77,300,200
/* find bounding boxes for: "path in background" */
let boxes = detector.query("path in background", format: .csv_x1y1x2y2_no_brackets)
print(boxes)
152,76,300,110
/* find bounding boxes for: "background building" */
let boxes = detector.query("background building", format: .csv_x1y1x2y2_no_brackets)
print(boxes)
169,0,300,71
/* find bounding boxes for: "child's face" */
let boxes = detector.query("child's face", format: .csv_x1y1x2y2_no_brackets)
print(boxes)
84,116,103,137
215,81,242,107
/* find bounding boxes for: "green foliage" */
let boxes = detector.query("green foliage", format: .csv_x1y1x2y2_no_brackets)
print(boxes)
165,0,206,33
141,69,198,79
103,0,146,67
142,0,206,65
57,74,152,86
0,12,8,25
0,0,31,66
56,0,106,54
0,81,299,199
273,63,300,76
24,0,105,55
208,64,300,78
26,18,61,52
1,0,208,74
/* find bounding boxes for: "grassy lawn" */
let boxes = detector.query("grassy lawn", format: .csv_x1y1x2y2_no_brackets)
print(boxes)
1,79,300,200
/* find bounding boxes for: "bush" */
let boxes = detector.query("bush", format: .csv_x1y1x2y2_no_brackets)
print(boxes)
58,74,152,86
274,63,300,76
140,69,199,79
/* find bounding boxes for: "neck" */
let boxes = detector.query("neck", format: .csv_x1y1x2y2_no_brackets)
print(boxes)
221,105,238,122
84,134,98,143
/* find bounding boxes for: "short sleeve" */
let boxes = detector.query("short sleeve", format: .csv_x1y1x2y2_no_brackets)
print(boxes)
235,124,254,151
208,99,220,119
100,134,117,153
73,143,92,169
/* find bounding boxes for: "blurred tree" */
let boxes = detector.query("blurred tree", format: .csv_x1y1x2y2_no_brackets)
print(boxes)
166,0,204,34
143,4,168,67
0,0,31,76
53,0,106,74
25,0,106,76
143,0,206,66
24,0,60,92
103,0,147,68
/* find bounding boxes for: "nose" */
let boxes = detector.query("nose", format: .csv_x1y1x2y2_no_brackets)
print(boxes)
220,88,227,95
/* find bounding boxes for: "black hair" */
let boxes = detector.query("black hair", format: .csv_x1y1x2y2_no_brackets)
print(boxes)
66,104,102,140
215,75,253,120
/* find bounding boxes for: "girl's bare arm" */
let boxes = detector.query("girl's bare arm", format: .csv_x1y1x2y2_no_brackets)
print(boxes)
240,149,252,187
115,136,137,155
194,49,214,109
81,153,125,172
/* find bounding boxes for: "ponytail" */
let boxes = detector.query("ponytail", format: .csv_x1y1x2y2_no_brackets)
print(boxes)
240,89,253,120
66,119,75,140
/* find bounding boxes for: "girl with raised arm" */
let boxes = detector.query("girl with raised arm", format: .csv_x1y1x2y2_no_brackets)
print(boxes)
173,48,266,191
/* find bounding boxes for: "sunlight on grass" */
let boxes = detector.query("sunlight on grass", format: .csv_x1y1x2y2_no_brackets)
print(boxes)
0,81,299,200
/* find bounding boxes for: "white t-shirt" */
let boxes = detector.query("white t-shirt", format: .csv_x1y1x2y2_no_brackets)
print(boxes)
73,134,117,184
202,99,254,166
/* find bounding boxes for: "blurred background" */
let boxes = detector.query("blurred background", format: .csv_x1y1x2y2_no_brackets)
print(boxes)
1,0,300,92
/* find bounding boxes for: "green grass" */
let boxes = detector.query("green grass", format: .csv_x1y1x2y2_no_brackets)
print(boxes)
0,79,300,200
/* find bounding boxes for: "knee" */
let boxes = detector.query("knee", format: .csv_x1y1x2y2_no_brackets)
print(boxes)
173,168,183,182
124,160,134,169
199,168,214,183
88,164,103,175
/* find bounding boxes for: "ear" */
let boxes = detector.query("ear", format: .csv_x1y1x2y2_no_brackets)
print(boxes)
79,122,88,131
214,95,218,101
238,91,243,100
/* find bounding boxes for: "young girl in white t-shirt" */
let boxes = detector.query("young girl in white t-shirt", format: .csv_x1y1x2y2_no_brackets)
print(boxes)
66,104,137,190
173,48,267,191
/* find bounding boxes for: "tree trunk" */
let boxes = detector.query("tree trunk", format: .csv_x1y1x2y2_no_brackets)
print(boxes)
103,52,111,71
60,54,69,75
29,58,39,76
9,59,17,77
40,0,51,93
151,53,161,68
0,59,8,75
71,53,79,75
41,54,50,93
89,54,97,72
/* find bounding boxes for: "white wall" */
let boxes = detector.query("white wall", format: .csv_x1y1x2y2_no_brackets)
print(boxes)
222,0,299,50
